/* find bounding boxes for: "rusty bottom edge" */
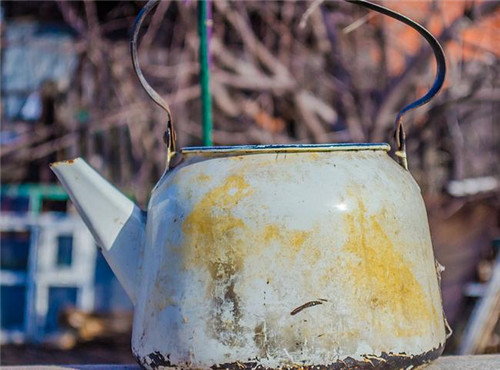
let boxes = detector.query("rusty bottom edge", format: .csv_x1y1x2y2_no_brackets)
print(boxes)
135,343,444,370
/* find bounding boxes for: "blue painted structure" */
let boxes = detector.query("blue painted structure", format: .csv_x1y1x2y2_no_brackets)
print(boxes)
0,185,132,344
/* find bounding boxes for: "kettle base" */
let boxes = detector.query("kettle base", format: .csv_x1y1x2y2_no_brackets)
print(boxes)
135,343,444,369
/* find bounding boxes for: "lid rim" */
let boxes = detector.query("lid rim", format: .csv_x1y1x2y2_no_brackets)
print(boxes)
181,143,391,154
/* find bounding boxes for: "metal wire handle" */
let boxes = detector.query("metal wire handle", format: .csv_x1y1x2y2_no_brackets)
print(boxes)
130,0,176,164
131,0,446,170
347,0,446,170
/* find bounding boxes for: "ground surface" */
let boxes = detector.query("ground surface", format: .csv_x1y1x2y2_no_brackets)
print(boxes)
0,342,135,366
1,351,500,369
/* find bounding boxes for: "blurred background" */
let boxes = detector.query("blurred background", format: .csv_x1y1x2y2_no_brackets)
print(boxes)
1,0,499,365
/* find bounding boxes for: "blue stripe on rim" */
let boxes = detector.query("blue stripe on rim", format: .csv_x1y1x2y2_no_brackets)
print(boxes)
181,143,391,153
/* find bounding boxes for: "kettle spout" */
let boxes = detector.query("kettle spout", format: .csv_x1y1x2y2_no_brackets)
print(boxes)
51,158,145,304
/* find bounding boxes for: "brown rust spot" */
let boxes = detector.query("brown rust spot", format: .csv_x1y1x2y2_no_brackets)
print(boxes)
50,158,75,167
136,344,443,370
208,260,245,346
208,344,444,370
135,351,172,369
290,300,325,316
253,322,268,358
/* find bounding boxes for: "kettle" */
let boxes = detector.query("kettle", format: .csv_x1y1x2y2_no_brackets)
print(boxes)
51,0,449,368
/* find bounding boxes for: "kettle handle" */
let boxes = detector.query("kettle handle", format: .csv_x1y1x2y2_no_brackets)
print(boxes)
346,1,446,170
131,0,446,170
130,0,176,164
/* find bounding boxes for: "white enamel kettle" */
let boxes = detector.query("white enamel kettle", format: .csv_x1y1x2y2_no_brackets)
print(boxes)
51,0,449,368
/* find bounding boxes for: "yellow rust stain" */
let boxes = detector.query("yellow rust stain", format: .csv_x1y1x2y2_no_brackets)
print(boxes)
182,174,252,263
195,173,211,183
180,174,253,272
309,152,320,160
262,224,318,263
290,230,309,247
263,224,281,243
182,173,318,266
343,196,439,337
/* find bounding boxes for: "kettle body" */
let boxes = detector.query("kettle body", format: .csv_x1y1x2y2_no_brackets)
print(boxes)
131,143,445,369
51,0,450,367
